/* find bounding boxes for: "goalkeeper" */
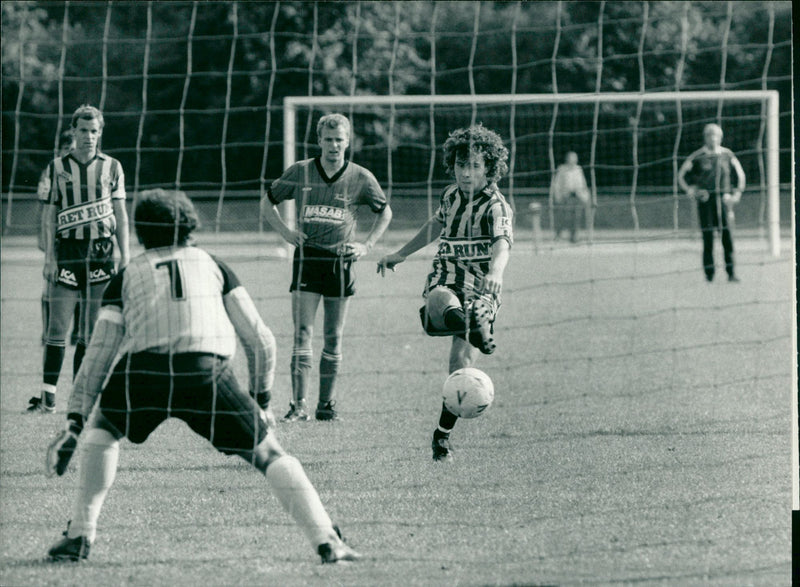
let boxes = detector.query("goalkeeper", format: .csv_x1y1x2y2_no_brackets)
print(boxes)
549,151,590,243
678,123,746,282
44,189,359,564
377,124,513,462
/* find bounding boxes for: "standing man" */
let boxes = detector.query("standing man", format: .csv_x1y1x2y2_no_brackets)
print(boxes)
377,124,512,462
37,130,79,346
678,123,746,282
27,104,130,414
45,189,359,564
550,151,590,243
261,113,392,422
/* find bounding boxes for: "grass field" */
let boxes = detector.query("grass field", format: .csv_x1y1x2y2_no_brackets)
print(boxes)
0,230,794,586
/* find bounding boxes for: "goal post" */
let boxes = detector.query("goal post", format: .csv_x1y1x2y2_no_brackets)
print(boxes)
283,90,781,256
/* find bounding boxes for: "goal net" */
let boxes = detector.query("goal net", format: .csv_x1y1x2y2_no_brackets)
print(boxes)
0,2,795,576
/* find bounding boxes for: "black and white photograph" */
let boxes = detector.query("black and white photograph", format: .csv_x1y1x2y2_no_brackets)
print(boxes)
1,2,795,585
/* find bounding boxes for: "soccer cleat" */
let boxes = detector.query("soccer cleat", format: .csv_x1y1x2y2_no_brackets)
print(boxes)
315,401,339,421
282,399,311,422
467,299,496,355
26,394,56,414
318,525,361,564
431,435,453,462
47,525,91,562
728,275,740,283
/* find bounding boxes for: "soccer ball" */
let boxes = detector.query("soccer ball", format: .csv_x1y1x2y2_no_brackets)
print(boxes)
442,367,494,419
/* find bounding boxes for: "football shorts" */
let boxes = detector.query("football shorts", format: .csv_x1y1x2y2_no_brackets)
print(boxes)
97,352,268,456
290,245,355,297
55,237,115,290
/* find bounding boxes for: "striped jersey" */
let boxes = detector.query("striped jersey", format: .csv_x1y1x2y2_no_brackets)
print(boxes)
268,157,387,252
101,246,242,357
682,147,740,195
45,151,126,240
426,183,513,297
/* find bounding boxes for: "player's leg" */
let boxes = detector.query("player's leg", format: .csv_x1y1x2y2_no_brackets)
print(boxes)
30,281,80,413
697,202,715,281
568,195,579,243
47,425,121,561
316,296,350,420
431,338,479,462
196,357,359,563
69,303,80,346
72,282,107,378
286,290,321,421
719,208,737,281
424,286,467,334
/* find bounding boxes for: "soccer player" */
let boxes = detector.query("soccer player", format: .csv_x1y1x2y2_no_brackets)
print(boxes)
260,113,392,422
37,130,80,346
44,189,360,564
549,151,590,243
377,124,513,462
678,123,746,282
27,105,130,414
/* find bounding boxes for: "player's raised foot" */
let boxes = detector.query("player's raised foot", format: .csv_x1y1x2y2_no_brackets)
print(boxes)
467,299,496,355
282,399,310,422
47,525,91,562
431,434,453,462
318,525,361,564
26,393,55,414
315,400,339,421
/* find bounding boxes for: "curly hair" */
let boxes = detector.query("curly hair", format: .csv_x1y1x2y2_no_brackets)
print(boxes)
317,113,351,139
442,124,509,184
134,189,199,249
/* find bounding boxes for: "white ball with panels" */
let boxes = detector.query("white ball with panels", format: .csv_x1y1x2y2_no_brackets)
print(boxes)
442,367,494,419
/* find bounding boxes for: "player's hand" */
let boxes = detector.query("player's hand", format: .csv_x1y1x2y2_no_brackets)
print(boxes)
284,230,306,247
337,242,369,260
695,189,710,203
376,253,405,276
43,258,57,282
46,416,83,477
478,272,503,296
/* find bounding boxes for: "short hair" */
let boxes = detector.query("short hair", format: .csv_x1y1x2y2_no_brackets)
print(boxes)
134,189,199,249
442,124,509,184
58,130,74,150
71,104,104,129
316,113,351,139
703,123,723,138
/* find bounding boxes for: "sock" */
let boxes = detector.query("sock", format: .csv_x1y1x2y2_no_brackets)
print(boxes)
68,428,120,543
443,307,467,333
437,402,459,434
319,351,341,405
43,344,66,387
291,349,313,403
73,342,86,379
265,455,335,548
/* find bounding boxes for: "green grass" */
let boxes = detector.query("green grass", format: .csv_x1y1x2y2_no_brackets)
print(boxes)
0,232,794,586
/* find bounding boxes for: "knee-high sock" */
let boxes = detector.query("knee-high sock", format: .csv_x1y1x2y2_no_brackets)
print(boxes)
265,455,335,548
437,402,459,433
291,349,313,403
68,428,120,542
73,342,86,380
43,344,66,388
318,351,341,405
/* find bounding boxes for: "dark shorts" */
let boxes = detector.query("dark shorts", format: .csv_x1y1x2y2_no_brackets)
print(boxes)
290,246,355,297
55,237,115,290
98,352,268,456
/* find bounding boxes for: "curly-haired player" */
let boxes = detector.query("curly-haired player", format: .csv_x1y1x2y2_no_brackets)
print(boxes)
44,189,360,564
377,124,513,462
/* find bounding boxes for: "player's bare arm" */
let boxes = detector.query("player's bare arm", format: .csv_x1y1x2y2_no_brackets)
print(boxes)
43,204,58,280
677,159,696,197
112,199,130,268
223,286,276,395
377,216,443,276
260,198,306,247
480,239,511,295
